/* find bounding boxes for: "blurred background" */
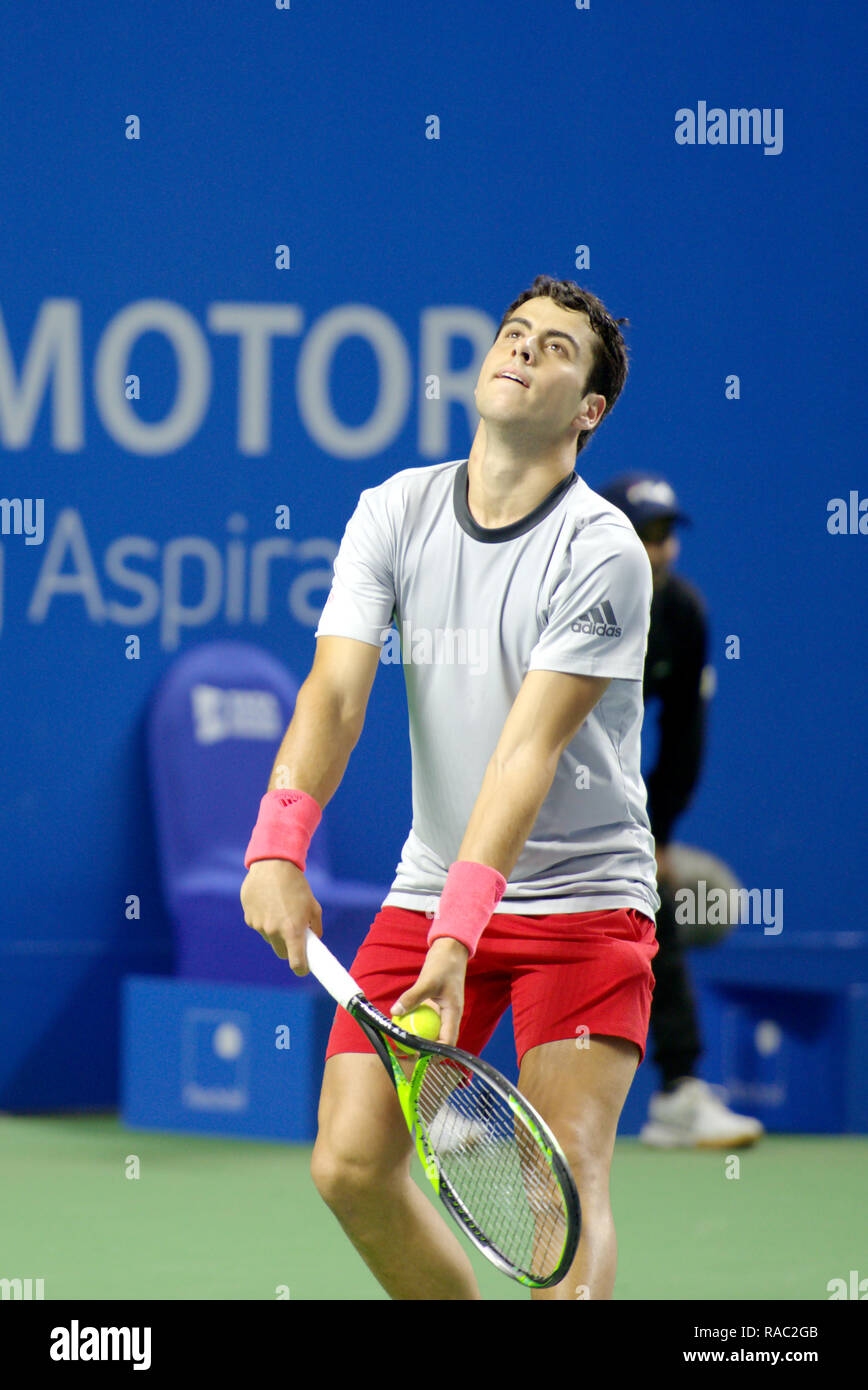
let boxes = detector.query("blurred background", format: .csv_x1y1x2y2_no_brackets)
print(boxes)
0,0,865,1300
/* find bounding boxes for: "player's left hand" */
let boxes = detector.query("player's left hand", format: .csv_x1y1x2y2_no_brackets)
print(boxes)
391,937,469,1047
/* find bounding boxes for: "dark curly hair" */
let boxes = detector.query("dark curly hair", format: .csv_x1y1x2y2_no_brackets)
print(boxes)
495,275,630,457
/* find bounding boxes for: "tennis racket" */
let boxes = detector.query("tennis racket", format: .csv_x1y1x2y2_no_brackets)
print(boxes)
304,926,581,1289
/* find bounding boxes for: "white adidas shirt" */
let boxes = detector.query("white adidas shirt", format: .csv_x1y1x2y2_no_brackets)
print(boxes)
315,458,660,920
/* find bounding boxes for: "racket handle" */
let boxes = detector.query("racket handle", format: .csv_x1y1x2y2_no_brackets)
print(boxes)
304,927,362,1010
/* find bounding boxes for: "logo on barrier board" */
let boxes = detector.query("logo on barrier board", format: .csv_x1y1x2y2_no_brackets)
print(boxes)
181,1009,250,1111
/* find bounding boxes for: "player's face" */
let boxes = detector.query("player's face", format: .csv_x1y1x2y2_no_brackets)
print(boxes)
639,518,680,588
475,297,602,443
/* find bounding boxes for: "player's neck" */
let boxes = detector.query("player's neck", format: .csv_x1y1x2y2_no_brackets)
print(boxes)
467,426,575,529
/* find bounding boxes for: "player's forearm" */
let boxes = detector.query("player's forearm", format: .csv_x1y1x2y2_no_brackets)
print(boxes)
267,681,364,808
456,747,557,879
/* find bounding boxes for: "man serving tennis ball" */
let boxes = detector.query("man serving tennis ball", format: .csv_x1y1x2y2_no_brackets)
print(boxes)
241,275,659,1301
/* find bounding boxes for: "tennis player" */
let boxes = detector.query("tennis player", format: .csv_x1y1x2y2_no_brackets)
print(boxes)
241,274,660,1300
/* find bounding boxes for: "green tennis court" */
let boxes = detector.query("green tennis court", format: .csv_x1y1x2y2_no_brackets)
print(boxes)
2,1115,864,1300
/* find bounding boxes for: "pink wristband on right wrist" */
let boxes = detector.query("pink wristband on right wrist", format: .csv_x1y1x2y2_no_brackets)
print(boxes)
426,860,507,960
243,788,322,871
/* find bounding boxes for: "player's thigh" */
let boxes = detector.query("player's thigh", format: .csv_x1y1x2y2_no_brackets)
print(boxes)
517,1035,640,1174
312,1052,414,1182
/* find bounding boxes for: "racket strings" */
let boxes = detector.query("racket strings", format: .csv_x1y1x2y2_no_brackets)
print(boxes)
415,1057,569,1280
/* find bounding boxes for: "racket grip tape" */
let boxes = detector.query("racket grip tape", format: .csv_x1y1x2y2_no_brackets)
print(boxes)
304,927,361,1010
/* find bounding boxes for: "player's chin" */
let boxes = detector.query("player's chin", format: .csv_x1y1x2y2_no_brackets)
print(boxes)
481,386,530,411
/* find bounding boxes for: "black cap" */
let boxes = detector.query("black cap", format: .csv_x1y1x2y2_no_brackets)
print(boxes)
597,472,691,531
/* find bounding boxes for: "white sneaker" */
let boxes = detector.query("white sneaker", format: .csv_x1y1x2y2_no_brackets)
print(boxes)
425,1103,489,1153
640,1077,764,1149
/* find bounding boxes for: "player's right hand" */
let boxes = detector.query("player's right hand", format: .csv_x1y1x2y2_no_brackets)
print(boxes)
240,859,323,975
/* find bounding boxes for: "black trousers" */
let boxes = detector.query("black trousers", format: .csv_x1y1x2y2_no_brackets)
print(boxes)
648,878,703,1087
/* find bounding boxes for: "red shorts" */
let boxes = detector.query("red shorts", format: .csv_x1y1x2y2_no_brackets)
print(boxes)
325,904,658,1068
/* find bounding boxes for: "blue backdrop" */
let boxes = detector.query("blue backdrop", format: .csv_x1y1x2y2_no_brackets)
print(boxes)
1,0,864,1108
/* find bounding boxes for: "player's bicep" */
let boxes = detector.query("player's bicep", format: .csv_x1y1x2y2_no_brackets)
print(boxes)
307,634,382,724
492,668,611,768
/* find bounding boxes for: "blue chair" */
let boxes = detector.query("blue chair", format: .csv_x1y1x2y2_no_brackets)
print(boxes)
146,640,389,984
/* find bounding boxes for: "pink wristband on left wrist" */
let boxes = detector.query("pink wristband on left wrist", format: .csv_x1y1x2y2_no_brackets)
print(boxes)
426,860,507,960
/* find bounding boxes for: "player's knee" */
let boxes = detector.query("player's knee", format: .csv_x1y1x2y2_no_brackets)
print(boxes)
310,1138,364,1210
536,1112,616,1196
310,1128,401,1212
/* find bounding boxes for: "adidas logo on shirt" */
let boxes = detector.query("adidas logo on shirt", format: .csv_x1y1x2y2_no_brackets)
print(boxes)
571,602,622,638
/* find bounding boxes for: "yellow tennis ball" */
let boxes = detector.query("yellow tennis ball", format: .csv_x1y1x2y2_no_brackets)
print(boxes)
391,1004,441,1053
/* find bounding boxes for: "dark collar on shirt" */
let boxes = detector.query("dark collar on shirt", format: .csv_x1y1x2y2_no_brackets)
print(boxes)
453,459,578,543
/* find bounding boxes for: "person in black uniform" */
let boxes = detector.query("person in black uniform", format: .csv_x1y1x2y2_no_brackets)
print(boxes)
597,473,763,1147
